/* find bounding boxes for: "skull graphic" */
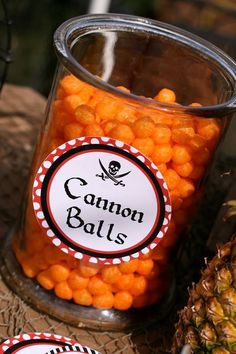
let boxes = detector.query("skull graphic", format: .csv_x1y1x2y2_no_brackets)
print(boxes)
109,161,121,176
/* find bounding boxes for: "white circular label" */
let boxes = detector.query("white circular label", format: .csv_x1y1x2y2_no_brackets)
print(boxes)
33,137,171,264
0,333,99,354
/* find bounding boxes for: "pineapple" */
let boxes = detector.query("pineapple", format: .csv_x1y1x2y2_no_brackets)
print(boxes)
172,201,236,354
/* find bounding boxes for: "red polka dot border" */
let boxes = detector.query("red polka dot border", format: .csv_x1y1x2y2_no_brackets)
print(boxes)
0,332,100,353
32,136,171,265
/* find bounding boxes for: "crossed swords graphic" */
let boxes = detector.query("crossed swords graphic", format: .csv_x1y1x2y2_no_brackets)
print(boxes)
96,159,131,187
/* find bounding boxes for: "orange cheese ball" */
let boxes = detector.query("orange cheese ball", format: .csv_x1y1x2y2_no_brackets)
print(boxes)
22,260,39,279
101,265,122,284
73,289,93,306
132,138,155,156
119,259,139,274
115,273,135,291
163,169,181,191
60,75,84,95
188,134,206,151
130,275,147,296
54,281,73,300
197,119,220,141
37,271,55,290
154,88,176,103
152,124,171,144
114,291,133,310
156,163,167,175
151,144,173,164
96,97,120,120
63,95,83,114
49,263,70,283
172,125,195,144
87,275,111,295
132,117,155,138
93,291,114,309
78,262,100,277
172,145,192,165
64,123,84,140
84,123,104,137
177,178,195,199
136,259,154,276
67,269,89,290
102,120,117,135
172,161,194,178
109,124,135,144
116,106,137,123
75,105,96,125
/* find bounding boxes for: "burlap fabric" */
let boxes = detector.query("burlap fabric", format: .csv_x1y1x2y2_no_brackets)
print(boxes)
0,84,176,353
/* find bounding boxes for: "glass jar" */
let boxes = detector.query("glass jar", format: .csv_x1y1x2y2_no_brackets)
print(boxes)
2,14,236,330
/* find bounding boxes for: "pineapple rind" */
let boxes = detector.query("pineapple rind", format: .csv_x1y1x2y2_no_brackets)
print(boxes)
172,238,236,354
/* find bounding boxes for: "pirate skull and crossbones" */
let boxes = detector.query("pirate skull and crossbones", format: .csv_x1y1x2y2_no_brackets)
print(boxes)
96,159,130,186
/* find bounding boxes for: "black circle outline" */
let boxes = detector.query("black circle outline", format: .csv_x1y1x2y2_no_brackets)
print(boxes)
2,339,67,354
41,144,166,258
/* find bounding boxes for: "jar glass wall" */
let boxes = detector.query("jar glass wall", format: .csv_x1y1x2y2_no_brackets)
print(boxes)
4,14,236,329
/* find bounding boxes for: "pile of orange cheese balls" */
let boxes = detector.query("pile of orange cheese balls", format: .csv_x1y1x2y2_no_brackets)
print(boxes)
14,74,221,310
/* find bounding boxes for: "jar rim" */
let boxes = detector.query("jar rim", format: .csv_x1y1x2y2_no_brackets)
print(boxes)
54,13,236,117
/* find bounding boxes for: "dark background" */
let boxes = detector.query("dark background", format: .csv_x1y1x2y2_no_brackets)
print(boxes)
2,0,236,96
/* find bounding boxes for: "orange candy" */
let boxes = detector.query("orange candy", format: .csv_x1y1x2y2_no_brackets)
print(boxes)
37,271,55,290
101,266,122,284
172,161,194,178
130,275,147,296
73,289,93,306
172,125,195,144
109,124,135,144
151,144,173,164
163,169,181,190
119,259,139,274
84,123,104,137
132,117,155,138
132,138,155,156
136,259,154,276
54,281,73,300
93,291,114,309
49,263,70,283
154,88,176,103
64,123,84,140
63,95,83,114
152,124,171,144
114,291,133,310
78,262,100,277
60,75,84,95
67,269,89,290
87,275,111,295
115,273,135,291
172,145,192,165
75,105,96,125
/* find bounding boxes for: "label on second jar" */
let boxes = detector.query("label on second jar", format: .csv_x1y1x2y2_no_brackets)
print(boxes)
32,137,171,264
0,333,100,353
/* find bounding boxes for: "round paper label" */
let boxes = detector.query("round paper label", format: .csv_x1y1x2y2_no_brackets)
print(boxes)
32,137,171,265
0,333,100,354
